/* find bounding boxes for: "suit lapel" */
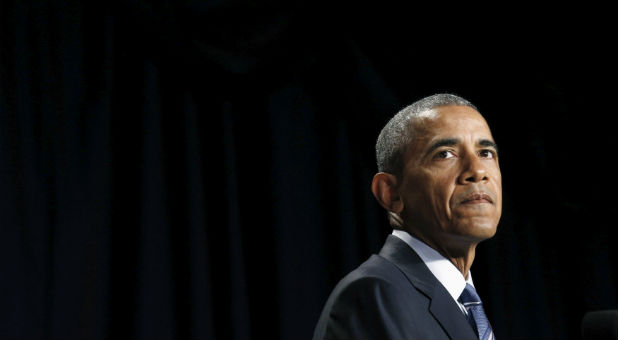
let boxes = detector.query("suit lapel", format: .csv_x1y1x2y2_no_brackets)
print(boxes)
428,284,479,339
379,235,479,339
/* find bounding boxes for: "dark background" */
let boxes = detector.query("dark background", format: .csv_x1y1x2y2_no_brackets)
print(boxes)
1,1,616,339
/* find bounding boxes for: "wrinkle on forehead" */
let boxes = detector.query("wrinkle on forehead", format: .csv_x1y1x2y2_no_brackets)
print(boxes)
413,106,490,135
405,106,493,161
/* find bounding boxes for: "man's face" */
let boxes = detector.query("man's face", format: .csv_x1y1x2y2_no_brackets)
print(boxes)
399,105,502,250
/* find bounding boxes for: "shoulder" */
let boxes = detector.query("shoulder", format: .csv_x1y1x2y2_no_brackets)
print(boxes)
335,255,411,294
328,254,426,307
313,255,430,339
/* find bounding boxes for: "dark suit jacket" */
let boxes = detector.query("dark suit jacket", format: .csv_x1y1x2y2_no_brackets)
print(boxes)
313,235,479,339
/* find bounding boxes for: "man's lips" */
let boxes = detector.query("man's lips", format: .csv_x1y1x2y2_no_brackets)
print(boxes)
460,192,494,204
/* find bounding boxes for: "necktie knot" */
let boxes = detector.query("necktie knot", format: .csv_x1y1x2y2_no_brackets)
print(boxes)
459,283,482,305
458,283,495,340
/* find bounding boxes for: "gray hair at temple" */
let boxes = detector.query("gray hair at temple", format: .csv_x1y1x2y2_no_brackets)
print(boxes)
375,93,478,227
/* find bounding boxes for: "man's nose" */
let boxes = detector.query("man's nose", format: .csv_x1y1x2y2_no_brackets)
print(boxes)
457,154,488,184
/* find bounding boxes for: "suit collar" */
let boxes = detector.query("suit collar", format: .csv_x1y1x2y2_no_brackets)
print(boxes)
379,235,479,339
379,235,436,295
392,229,471,303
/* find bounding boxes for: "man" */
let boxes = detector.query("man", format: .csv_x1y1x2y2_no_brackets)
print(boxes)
313,94,501,339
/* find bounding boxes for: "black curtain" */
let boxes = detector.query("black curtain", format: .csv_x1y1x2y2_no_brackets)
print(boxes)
1,1,616,339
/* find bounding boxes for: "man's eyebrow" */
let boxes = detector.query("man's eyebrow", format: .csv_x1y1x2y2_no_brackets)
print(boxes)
426,138,460,156
425,138,499,157
479,139,498,151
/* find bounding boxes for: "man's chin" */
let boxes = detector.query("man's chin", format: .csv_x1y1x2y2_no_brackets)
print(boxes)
452,220,499,242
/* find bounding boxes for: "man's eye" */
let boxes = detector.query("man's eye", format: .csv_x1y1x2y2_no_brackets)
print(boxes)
479,149,496,158
436,150,456,159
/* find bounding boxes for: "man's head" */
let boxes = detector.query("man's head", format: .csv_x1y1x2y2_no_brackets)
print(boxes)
371,94,502,255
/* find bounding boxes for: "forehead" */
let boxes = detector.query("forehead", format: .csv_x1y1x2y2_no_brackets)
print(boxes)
411,105,492,140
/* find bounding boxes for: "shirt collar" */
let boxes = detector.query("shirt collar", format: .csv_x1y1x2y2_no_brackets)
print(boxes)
391,229,473,303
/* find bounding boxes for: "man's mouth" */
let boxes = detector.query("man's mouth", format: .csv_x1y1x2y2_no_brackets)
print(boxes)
461,192,494,204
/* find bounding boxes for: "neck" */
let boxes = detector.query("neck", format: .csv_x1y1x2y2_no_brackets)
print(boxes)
408,229,477,279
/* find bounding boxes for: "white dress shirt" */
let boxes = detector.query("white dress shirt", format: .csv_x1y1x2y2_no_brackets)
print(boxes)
392,229,474,315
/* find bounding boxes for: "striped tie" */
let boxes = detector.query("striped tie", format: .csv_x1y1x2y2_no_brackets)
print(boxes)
459,283,495,340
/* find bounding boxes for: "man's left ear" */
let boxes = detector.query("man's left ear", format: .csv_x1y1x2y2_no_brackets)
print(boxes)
371,172,404,214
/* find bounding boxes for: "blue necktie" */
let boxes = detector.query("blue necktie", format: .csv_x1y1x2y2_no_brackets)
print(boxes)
459,283,495,340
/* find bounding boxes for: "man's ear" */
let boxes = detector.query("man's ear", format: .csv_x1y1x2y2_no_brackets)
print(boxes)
371,172,404,214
